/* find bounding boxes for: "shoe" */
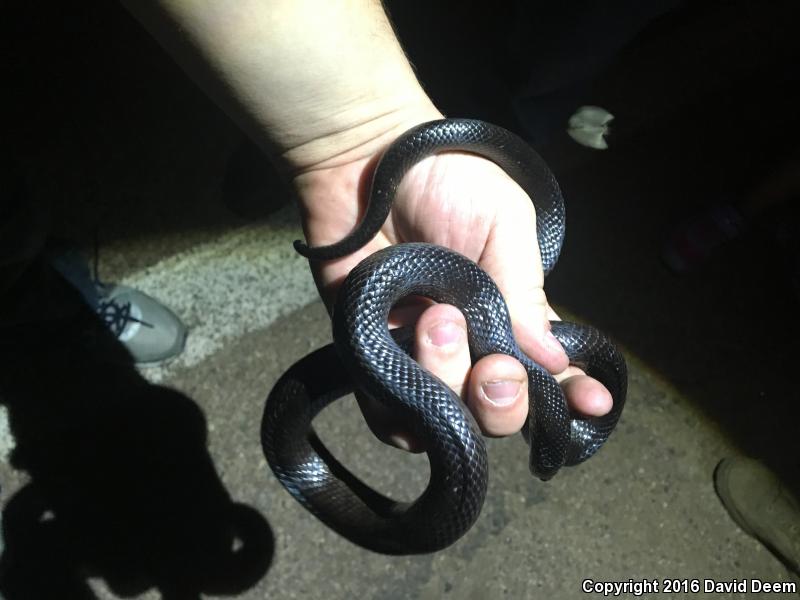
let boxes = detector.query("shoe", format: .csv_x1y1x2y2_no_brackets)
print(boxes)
49,244,187,366
714,457,800,576
95,282,187,366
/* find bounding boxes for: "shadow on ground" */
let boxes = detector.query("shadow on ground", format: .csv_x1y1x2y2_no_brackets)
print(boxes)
0,262,273,599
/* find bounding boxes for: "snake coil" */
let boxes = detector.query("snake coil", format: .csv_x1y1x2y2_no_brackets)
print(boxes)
262,119,627,554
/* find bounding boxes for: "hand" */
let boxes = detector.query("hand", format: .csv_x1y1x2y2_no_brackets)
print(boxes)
294,111,613,452
123,1,613,449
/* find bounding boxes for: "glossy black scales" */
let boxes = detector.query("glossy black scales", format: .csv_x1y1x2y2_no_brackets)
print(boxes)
263,119,627,554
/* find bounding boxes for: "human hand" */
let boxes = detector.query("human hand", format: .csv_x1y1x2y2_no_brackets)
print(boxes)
123,0,613,449
294,110,613,452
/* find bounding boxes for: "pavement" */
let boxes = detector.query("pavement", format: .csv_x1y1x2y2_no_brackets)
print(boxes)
1,1,799,598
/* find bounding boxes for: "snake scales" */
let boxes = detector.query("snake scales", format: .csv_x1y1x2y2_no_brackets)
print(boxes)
262,119,627,554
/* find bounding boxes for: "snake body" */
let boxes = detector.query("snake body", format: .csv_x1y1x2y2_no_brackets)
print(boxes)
262,119,627,554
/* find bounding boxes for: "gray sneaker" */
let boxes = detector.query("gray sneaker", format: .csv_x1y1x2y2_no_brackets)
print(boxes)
49,244,187,365
95,282,187,365
714,457,800,577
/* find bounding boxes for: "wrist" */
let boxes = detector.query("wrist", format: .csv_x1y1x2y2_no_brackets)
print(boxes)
286,99,443,174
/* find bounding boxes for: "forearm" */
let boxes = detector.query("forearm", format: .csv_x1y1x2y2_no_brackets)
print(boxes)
123,0,439,172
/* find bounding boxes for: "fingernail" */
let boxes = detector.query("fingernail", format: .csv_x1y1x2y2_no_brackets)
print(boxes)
481,379,522,406
389,434,412,451
427,320,464,347
543,330,563,355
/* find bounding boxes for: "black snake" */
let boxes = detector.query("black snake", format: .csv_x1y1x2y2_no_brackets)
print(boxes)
262,119,627,554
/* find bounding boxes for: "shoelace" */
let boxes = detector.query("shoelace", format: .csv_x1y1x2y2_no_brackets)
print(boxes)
94,293,151,338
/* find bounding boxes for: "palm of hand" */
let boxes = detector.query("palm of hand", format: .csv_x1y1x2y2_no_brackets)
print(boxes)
294,148,611,446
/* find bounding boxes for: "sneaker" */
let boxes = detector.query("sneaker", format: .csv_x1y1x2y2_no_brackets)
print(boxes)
95,282,187,366
49,244,187,366
714,457,800,576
